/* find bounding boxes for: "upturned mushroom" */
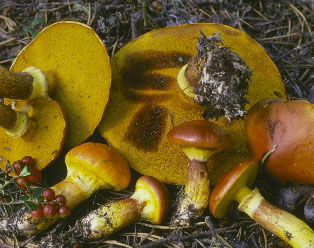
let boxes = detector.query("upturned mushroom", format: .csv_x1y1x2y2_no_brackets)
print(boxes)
0,98,66,171
0,142,131,235
1,21,111,148
245,98,314,184
74,175,168,240
167,120,231,226
209,160,314,248
98,23,286,185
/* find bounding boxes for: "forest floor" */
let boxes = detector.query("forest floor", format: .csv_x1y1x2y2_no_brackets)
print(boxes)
0,1,313,247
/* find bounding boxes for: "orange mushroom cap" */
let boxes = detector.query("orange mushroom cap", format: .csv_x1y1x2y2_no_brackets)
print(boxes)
245,98,314,184
209,160,258,219
133,175,169,224
167,120,231,149
65,142,131,191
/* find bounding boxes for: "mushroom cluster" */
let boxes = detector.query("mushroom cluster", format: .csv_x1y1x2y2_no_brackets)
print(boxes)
0,21,111,173
2,21,313,248
98,23,286,185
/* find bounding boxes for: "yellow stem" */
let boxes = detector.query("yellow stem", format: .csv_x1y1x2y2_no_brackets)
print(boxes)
239,188,314,248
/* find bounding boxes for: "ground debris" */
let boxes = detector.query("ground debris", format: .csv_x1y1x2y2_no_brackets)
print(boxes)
0,0,312,247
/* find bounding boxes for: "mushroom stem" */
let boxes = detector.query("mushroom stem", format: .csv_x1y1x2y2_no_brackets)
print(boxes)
172,159,210,226
75,176,168,241
79,198,142,240
0,103,29,138
0,65,33,99
6,170,108,235
238,188,314,248
0,65,48,100
0,103,17,129
235,185,252,203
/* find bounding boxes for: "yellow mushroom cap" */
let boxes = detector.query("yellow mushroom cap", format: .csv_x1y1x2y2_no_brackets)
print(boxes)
132,176,169,224
209,160,258,219
10,21,111,148
0,98,66,170
98,23,285,185
65,142,131,191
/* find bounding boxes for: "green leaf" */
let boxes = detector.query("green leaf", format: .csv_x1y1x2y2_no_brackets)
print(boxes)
32,187,44,203
23,25,31,34
19,164,31,177
19,195,31,201
31,17,44,27
31,31,39,39
23,200,37,211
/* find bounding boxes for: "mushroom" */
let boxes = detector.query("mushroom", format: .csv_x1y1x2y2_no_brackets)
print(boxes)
1,21,111,148
209,159,314,247
74,175,168,240
1,142,131,235
98,23,285,185
167,120,231,226
0,98,66,171
245,98,314,184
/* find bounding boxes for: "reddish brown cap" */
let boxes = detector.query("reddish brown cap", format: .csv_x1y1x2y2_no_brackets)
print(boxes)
245,98,314,184
132,176,169,224
65,142,131,191
209,160,258,219
167,120,231,149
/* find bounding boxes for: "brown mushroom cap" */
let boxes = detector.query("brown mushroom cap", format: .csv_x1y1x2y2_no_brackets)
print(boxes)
167,120,231,149
98,23,285,184
209,160,258,219
9,21,111,148
132,176,169,224
65,142,131,191
0,98,66,171
245,98,314,184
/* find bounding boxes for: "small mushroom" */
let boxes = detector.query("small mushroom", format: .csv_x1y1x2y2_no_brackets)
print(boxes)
209,160,314,247
75,175,168,240
98,23,285,185
2,21,111,148
167,120,231,226
0,99,66,170
1,142,131,235
245,98,314,184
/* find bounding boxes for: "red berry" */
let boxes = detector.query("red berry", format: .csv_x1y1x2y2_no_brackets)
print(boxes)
31,205,44,219
42,188,55,202
21,156,35,167
12,161,21,175
24,167,42,184
43,203,57,217
55,195,66,205
58,205,71,217
15,177,27,190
